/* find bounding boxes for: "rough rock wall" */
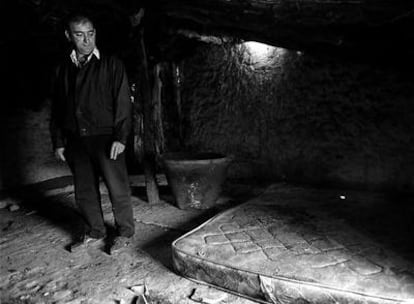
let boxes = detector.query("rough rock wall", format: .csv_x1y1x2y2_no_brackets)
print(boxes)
0,105,70,190
180,43,414,191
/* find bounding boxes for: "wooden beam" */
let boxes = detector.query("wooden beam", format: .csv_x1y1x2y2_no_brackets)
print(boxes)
139,28,161,204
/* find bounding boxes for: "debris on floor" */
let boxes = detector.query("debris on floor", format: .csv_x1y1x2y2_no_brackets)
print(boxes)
1,178,263,304
190,287,228,304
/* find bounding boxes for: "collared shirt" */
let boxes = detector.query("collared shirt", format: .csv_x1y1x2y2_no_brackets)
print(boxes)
69,48,100,67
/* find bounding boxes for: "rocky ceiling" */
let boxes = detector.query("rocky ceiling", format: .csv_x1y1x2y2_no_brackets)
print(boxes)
4,0,414,61
150,1,414,58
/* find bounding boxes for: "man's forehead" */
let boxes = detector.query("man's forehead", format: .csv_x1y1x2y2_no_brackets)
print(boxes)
69,21,95,32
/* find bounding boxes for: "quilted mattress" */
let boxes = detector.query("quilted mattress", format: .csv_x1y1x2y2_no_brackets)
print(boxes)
172,185,414,303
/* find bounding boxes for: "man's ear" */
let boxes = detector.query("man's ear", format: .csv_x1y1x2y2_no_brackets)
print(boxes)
65,30,71,42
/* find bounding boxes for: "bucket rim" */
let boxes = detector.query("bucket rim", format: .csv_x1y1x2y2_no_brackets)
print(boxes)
161,152,231,164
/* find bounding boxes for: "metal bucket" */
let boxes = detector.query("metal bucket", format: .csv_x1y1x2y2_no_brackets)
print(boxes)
162,152,231,209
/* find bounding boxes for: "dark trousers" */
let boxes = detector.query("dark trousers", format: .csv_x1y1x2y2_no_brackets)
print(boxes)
65,135,134,238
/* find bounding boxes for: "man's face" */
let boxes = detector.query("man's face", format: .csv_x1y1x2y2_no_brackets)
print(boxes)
65,20,96,56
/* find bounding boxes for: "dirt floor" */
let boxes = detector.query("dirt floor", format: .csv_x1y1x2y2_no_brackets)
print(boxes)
0,175,266,304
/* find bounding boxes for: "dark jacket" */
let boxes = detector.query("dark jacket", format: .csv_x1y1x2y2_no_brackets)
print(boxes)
50,53,131,149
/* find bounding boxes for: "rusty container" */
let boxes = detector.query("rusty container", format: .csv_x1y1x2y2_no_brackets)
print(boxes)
162,152,231,209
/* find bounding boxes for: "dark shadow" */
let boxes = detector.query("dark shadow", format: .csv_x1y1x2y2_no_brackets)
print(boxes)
0,39,58,190
1,177,84,250
139,208,219,271
320,189,414,260
130,185,175,205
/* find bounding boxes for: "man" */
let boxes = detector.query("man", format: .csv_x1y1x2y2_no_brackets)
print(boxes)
50,12,134,254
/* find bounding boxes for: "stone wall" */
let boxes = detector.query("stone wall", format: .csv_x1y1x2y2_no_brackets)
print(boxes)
179,43,414,191
0,105,70,190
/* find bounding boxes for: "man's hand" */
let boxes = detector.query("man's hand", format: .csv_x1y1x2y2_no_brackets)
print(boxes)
110,141,125,160
55,147,66,162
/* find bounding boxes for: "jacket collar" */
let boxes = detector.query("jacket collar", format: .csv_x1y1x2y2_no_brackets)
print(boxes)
69,48,100,67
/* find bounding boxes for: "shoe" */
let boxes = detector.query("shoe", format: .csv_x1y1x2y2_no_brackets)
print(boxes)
70,235,105,253
110,236,133,254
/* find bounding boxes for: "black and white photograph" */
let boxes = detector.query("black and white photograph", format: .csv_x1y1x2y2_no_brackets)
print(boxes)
1,1,414,303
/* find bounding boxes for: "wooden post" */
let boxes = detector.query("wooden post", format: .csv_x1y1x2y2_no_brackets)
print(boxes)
139,31,160,204
152,63,165,155
172,62,184,147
